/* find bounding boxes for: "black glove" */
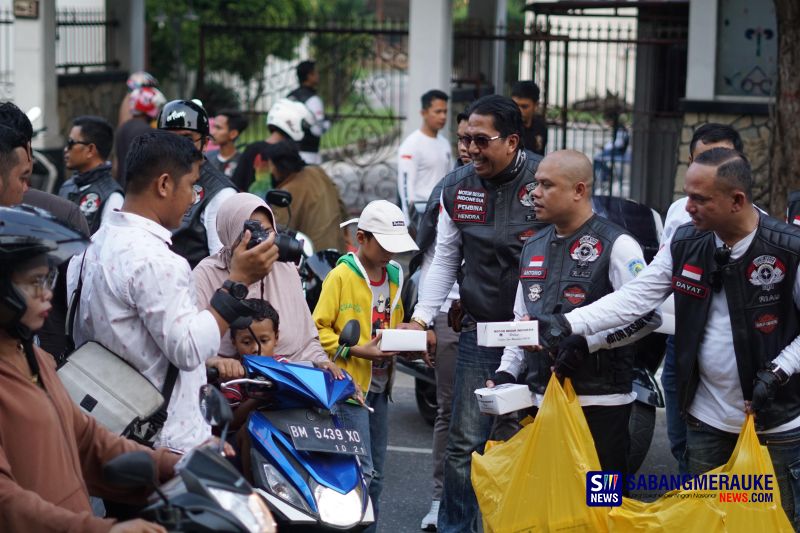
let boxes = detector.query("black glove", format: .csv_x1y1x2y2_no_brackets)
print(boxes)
751,365,789,414
211,288,255,330
490,371,516,387
553,335,590,377
537,313,572,352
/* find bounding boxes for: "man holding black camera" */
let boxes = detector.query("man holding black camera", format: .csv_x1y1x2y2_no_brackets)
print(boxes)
68,131,276,453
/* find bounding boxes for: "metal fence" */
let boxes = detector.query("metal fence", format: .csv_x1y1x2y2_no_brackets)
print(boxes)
0,8,12,99
56,8,119,74
198,20,409,211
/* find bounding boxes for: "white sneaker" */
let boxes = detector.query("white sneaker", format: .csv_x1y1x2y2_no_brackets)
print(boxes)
420,500,440,531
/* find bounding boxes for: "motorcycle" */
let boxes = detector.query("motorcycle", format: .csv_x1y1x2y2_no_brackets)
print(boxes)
103,385,276,532
396,195,667,474
214,319,375,531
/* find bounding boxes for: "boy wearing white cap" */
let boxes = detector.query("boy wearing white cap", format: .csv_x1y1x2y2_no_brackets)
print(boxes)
313,199,418,529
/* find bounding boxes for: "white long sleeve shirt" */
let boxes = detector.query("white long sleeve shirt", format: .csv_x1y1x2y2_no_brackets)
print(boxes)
67,210,221,452
397,130,453,223
497,233,659,407
567,224,800,433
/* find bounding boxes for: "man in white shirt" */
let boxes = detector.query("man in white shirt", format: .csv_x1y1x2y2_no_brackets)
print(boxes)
397,89,453,227
487,150,660,477
287,60,330,165
660,123,743,474
535,148,800,527
68,131,277,453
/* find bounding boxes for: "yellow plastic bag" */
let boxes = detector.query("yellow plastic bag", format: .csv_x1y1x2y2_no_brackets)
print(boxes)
472,375,611,532
611,414,793,532
472,374,793,533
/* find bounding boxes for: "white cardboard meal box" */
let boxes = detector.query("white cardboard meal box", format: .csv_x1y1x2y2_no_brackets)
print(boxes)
476,321,539,347
474,383,535,415
378,329,427,352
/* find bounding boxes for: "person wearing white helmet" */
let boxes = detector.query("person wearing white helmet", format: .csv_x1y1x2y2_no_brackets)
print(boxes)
114,86,167,187
266,98,320,165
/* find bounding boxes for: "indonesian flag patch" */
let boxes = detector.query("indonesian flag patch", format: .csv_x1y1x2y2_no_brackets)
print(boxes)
529,256,545,267
681,264,703,281
793,215,800,226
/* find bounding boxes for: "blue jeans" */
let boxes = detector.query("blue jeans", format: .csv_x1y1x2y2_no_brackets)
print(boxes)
363,390,389,533
660,335,688,474
438,330,504,533
686,415,800,530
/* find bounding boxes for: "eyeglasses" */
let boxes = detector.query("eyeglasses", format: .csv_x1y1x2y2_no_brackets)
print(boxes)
16,270,58,298
65,138,91,150
709,245,731,292
458,134,504,149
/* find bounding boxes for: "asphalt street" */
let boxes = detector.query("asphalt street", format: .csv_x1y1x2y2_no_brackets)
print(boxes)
376,370,676,533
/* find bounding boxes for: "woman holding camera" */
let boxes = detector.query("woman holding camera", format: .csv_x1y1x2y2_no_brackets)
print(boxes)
0,206,179,533
194,193,342,378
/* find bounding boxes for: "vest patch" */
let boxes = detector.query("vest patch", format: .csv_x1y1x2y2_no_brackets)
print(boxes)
680,263,702,281
79,192,101,214
755,313,779,334
793,215,800,226
193,184,205,205
759,293,781,304
570,269,592,279
672,276,708,299
521,267,547,279
570,235,603,266
747,255,785,291
517,182,536,207
518,229,536,242
528,283,542,302
453,188,487,223
563,285,586,305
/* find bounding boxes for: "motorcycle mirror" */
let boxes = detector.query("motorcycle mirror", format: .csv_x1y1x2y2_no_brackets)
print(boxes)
199,384,234,428
26,106,41,124
265,189,293,209
339,320,361,348
103,451,157,489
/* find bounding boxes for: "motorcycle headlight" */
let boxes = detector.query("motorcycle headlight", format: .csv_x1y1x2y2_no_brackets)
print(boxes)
261,461,312,513
208,487,275,533
311,479,364,529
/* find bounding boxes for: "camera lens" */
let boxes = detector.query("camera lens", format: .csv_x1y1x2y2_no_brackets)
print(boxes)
274,233,304,263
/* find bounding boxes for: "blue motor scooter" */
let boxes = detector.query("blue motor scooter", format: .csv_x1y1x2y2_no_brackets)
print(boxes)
220,320,374,531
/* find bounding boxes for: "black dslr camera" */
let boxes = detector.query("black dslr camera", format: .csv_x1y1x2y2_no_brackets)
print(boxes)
243,220,304,264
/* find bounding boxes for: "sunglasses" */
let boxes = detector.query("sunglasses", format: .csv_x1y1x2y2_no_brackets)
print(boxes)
458,134,504,149
709,245,731,292
65,138,91,149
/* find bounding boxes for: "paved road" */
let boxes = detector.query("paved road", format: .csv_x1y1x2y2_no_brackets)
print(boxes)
376,370,676,533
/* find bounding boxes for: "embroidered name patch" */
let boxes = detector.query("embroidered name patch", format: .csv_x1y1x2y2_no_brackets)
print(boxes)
453,188,487,223
672,276,708,299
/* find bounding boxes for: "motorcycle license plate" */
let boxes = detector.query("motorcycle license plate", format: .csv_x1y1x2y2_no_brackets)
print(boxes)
287,421,367,456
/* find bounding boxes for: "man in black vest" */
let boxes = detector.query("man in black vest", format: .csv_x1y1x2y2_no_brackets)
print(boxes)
287,60,329,165
407,94,546,533
536,148,800,527
486,150,660,477
59,116,122,234
157,100,238,268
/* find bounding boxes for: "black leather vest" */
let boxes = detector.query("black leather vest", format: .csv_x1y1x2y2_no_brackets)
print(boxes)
171,160,236,269
671,215,800,430
787,190,800,226
58,163,123,234
520,215,636,395
287,86,321,153
440,150,547,322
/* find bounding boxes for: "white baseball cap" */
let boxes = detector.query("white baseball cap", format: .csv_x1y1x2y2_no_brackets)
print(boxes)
340,200,419,254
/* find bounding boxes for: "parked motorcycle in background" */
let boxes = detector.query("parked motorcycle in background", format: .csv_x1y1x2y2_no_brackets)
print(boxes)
103,386,276,532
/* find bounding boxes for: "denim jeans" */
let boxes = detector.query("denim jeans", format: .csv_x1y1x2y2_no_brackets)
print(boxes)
438,330,504,533
660,335,689,474
686,415,800,530
363,390,389,533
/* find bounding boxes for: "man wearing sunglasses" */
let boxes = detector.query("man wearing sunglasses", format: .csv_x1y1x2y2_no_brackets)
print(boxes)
408,94,547,533
59,116,123,235
535,148,800,528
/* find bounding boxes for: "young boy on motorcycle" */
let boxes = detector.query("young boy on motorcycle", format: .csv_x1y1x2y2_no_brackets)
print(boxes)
312,199,419,530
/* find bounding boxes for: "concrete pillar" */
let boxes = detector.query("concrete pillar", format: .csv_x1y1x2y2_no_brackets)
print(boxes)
492,0,507,95
404,0,452,139
14,1,60,149
685,0,717,100
107,0,146,73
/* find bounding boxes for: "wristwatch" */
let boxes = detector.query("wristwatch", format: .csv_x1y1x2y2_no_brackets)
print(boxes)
768,362,791,386
222,280,248,300
410,317,429,330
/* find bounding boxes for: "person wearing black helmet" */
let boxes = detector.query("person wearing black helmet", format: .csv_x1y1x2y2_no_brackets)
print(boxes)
157,99,238,268
0,205,180,533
